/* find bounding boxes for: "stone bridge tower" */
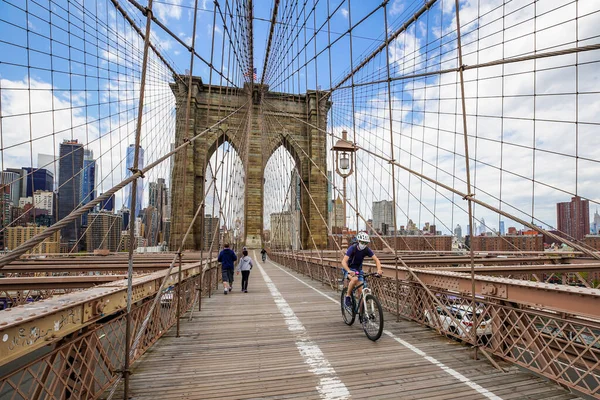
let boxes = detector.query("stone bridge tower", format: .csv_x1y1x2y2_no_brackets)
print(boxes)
169,77,330,250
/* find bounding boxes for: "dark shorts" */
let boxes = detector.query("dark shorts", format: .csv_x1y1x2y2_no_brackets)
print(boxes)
344,268,364,283
221,268,234,283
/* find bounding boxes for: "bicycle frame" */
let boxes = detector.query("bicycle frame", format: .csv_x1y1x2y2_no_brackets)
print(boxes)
348,278,373,316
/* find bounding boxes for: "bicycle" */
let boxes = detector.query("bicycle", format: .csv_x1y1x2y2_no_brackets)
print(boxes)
261,253,267,262
340,272,384,341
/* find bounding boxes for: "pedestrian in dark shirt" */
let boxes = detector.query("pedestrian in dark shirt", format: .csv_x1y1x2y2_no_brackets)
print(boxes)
218,243,237,295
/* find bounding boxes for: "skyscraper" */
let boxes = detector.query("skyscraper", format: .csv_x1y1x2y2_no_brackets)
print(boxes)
21,167,53,197
80,150,96,226
149,178,168,238
125,144,144,217
58,140,84,245
149,178,167,215
1,170,22,206
86,211,122,252
454,224,462,239
80,150,96,205
119,208,131,231
557,196,590,240
593,209,600,235
479,218,486,236
499,221,505,235
330,195,345,230
373,200,394,234
100,193,115,212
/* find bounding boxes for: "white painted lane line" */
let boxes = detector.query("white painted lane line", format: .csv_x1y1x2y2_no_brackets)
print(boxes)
255,257,350,400
267,259,504,400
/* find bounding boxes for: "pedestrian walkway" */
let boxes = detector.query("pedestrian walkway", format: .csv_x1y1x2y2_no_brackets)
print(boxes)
124,252,583,399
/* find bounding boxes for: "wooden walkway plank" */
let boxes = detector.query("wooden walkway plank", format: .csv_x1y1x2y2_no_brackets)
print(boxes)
118,253,584,400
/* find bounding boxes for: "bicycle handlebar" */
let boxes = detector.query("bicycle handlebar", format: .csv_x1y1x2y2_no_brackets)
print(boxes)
346,271,381,278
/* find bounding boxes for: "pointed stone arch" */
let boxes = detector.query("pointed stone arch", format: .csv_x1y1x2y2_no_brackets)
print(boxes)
170,77,330,250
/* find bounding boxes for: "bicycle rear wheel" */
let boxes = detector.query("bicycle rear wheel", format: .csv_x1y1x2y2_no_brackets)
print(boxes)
362,294,384,341
340,287,355,325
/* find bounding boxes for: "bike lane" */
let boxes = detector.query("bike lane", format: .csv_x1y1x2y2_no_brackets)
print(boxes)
258,254,528,399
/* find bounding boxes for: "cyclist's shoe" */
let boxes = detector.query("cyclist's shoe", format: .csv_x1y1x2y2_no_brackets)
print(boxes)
344,296,352,308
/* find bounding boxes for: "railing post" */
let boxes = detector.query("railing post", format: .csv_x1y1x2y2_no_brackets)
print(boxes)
208,262,212,298
198,265,203,312
176,252,182,338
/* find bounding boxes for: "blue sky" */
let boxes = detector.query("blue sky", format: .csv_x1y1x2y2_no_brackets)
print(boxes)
1,0,599,239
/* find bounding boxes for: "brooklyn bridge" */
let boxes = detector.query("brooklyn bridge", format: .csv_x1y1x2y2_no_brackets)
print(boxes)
0,0,599,398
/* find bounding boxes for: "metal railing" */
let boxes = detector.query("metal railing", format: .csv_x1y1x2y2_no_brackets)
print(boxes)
0,261,220,400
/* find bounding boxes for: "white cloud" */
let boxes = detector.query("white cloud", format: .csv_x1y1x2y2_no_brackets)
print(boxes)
340,8,348,19
207,24,223,36
154,0,183,21
389,0,405,17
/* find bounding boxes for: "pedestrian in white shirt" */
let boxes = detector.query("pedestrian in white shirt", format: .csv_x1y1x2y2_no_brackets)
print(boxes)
236,250,253,293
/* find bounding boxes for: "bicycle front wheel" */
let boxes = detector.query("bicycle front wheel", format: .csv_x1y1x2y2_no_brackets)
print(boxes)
362,294,384,341
340,287,355,325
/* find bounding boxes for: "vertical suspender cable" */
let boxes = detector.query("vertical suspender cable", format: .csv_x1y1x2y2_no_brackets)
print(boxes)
453,0,477,355
123,0,155,397
382,2,401,323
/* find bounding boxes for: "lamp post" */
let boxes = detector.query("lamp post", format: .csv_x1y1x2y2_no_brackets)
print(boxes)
332,130,356,248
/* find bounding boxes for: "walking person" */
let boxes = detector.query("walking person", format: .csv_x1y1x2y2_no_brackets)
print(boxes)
236,249,253,293
218,243,237,295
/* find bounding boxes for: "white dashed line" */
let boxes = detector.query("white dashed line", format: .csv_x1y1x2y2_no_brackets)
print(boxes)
255,257,350,400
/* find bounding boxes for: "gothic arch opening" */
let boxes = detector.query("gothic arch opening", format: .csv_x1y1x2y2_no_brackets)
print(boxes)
263,145,302,250
203,138,245,252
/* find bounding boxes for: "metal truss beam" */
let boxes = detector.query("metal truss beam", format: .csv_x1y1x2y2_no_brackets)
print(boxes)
0,259,215,367
283,254,600,319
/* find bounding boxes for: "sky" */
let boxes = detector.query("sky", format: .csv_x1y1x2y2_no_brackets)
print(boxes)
1,0,599,238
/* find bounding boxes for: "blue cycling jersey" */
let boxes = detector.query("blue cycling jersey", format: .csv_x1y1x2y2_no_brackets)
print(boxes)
345,244,374,271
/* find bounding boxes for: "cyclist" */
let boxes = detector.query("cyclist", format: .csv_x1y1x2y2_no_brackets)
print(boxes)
342,231,383,307
260,248,267,262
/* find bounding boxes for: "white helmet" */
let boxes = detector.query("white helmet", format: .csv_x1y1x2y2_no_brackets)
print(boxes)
356,231,370,243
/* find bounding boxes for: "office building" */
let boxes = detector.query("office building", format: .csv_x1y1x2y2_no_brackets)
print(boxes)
99,193,115,212
119,208,131,230
37,153,56,170
6,225,60,254
470,235,543,252
58,140,84,244
1,170,22,206
330,195,345,231
557,196,590,240
80,150,96,226
18,197,32,208
21,167,53,197
33,190,54,215
203,214,220,250
80,150,96,206
125,144,144,217
86,211,122,252
142,206,160,246
454,224,462,239
373,200,394,234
